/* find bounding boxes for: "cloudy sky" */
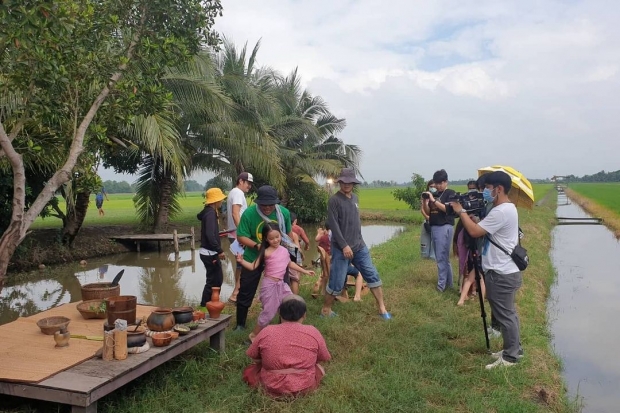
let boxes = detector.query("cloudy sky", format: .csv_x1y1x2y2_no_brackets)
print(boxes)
102,0,619,183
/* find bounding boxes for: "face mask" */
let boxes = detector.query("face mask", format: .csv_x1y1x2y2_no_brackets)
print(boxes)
482,187,496,202
429,187,437,194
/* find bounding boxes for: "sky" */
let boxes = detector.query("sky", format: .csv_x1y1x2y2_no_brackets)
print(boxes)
101,0,620,184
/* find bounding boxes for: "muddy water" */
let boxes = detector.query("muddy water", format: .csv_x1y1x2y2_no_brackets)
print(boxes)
0,224,403,326
550,198,620,412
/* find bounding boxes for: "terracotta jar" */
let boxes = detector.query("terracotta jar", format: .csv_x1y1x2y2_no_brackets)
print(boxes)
206,287,225,319
146,308,175,332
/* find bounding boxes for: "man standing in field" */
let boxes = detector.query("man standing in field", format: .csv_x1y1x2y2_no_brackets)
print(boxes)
95,187,109,217
450,171,523,369
227,172,253,303
321,168,391,319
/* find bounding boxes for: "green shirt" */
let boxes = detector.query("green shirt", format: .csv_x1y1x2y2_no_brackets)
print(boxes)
237,204,292,262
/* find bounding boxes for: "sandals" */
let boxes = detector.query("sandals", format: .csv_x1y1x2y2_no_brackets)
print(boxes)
319,311,337,318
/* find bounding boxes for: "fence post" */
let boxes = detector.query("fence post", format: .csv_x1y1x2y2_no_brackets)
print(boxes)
173,229,179,254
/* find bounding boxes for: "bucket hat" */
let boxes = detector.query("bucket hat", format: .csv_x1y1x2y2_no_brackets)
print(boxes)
205,188,226,204
336,168,361,184
254,185,280,205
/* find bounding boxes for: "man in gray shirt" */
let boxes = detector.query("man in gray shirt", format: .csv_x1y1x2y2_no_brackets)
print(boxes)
321,168,391,320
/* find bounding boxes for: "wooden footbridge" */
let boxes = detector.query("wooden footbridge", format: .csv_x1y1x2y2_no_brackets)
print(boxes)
109,229,195,253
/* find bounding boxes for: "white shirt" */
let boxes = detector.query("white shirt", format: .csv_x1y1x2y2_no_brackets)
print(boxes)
226,186,247,238
479,203,520,275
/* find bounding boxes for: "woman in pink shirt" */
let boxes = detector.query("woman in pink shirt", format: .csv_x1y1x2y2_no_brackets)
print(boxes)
243,294,331,397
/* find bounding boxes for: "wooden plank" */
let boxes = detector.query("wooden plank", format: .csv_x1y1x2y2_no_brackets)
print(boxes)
0,315,231,409
109,234,192,241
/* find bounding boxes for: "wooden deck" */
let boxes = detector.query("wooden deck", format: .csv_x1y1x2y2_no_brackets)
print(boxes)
109,229,195,253
0,315,231,413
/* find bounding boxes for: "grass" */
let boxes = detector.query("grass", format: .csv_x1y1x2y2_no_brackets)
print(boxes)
2,184,579,413
563,183,620,238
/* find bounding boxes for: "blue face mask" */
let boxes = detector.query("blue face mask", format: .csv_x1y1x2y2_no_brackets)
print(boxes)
429,187,437,194
482,187,496,202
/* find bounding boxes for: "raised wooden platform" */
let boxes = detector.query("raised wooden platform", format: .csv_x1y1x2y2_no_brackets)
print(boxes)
109,229,195,253
0,315,230,413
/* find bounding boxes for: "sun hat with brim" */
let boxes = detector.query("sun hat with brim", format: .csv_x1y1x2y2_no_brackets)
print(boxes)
205,188,226,204
254,185,280,205
336,168,361,184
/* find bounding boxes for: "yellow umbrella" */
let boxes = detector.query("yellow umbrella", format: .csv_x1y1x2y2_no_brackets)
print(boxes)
477,165,535,209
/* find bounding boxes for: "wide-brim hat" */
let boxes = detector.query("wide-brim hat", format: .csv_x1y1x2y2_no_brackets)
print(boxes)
205,188,226,204
254,185,280,205
336,168,361,184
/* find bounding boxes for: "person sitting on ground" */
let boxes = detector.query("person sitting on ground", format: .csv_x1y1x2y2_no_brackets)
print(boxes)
236,223,315,343
243,294,331,397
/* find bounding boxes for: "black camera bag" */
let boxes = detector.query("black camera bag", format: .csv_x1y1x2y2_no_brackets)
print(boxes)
485,233,529,271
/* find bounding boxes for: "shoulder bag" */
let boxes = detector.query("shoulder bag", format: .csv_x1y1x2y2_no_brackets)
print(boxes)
485,231,529,271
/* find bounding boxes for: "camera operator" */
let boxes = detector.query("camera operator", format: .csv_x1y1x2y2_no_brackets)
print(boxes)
449,171,523,369
421,169,456,292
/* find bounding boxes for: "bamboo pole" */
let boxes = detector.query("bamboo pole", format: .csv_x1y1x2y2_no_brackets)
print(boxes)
190,226,195,250
102,331,114,361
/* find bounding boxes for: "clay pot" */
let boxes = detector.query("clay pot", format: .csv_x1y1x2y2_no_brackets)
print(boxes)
192,310,205,321
54,327,70,348
172,307,194,324
146,308,175,332
206,287,225,319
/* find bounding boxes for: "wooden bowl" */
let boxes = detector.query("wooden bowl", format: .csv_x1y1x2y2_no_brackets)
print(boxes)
76,300,107,320
151,332,172,347
37,316,71,335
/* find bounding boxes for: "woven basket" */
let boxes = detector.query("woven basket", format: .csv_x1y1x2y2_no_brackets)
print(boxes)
76,300,107,320
36,316,70,335
81,282,120,301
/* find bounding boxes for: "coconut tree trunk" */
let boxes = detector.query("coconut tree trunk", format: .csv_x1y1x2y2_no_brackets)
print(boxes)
153,175,173,233
61,190,91,246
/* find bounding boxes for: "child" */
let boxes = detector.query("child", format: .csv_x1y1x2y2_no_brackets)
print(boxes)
236,223,315,343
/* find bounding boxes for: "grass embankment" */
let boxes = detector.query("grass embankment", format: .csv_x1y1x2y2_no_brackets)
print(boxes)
565,183,620,238
3,185,576,412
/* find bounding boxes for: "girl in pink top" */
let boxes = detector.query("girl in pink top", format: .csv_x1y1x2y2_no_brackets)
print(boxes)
237,223,315,342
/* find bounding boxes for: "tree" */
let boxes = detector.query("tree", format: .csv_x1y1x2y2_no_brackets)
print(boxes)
0,0,223,287
393,173,426,210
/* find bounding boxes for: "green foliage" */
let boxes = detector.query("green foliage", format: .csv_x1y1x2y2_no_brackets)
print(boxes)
102,180,134,194
183,180,203,192
392,173,426,210
286,181,328,223
563,169,620,182
204,175,230,192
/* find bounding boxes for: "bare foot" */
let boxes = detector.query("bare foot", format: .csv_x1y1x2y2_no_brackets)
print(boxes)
353,296,361,302
457,300,464,306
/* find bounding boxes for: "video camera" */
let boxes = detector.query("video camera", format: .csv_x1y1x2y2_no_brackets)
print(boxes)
445,191,486,217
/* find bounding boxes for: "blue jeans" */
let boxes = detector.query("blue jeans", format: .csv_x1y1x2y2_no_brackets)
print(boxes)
431,224,454,291
327,244,382,295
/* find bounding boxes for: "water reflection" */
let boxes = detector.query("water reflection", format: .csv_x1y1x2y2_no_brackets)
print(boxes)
550,198,620,412
0,224,403,326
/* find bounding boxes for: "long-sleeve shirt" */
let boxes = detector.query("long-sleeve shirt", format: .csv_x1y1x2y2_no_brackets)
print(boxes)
327,191,365,252
197,206,223,255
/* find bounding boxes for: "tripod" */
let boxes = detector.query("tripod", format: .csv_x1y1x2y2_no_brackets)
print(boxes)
468,244,491,353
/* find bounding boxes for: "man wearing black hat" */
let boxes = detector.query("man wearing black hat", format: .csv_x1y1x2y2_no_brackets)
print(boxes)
235,185,294,331
321,168,391,320
227,171,253,303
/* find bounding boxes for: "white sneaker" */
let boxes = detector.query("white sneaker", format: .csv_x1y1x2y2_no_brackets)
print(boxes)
490,350,524,360
487,327,501,339
485,357,515,370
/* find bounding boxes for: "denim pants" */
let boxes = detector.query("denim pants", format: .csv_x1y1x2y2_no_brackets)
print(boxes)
327,245,382,295
431,224,454,291
485,270,523,362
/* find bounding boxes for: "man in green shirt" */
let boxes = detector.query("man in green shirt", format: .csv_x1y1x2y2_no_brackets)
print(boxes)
235,185,293,330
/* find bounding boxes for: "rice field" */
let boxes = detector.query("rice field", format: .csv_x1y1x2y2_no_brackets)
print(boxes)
567,183,620,216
